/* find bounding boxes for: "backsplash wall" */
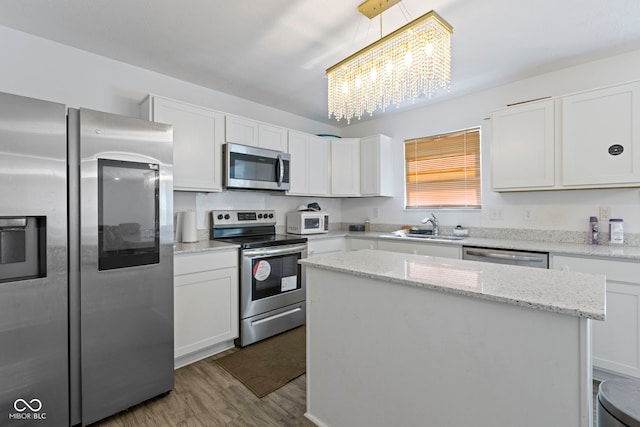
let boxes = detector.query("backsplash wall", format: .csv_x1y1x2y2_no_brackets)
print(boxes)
174,191,343,238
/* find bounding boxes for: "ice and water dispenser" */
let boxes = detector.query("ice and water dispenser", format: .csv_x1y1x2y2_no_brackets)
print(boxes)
0,216,46,282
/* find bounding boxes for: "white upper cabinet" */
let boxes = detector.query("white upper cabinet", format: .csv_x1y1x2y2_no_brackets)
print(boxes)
491,80,640,192
258,123,287,151
287,131,329,196
330,138,360,196
562,81,640,187
225,115,258,146
142,95,224,192
225,115,287,151
143,94,393,197
360,134,393,196
287,131,309,195
491,99,555,191
307,136,330,195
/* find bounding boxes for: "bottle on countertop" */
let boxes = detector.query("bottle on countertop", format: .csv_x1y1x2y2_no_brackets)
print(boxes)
609,218,624,245
364,218,371,232
589,216,599,245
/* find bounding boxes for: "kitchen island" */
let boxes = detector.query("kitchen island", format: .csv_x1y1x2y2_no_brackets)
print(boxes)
300,250,606,427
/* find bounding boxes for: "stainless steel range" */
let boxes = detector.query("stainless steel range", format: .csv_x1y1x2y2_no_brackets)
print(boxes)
211,210,307,347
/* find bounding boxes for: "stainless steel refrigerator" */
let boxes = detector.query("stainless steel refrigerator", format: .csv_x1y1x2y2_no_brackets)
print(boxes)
1,92,174,426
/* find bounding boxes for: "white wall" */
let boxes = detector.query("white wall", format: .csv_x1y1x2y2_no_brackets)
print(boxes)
340,49,640,233
0,25,342,230
3,24,639,234
0,26,340,134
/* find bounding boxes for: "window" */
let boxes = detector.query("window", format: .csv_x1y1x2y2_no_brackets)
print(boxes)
405,127,481,209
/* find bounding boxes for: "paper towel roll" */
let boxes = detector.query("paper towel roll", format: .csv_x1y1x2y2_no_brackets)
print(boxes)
181,210,198,243
175,211,183,243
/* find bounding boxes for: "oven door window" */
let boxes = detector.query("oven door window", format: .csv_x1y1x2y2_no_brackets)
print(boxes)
98,159,160,270
251,253,301,300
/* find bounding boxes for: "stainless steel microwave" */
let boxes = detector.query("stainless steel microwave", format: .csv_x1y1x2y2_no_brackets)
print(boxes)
223,143,290,191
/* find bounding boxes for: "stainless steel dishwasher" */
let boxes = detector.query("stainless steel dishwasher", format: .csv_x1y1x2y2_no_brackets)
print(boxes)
462,246,549,269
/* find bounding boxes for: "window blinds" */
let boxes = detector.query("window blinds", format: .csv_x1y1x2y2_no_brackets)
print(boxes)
405,128,481,209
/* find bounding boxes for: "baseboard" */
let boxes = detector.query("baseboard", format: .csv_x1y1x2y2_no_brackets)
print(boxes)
593,367,636,382
174,340,236,369
304,412,329,427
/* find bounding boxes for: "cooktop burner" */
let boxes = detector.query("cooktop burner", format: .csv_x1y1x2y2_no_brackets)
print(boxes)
210,210,307,249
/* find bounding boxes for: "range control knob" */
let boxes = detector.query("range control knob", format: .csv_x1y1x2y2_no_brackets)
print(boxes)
224,214,230,220
269,213,274,218
258,213,263,219
217,214,223,220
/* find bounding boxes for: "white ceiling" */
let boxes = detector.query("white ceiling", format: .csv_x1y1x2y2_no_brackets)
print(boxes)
1,0,640,127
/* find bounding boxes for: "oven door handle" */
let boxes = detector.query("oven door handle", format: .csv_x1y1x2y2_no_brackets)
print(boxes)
243,244,308,258
251,307,303,326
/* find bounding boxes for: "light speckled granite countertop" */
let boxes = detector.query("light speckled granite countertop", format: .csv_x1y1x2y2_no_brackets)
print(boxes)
300,249,606,320
176,229,640,261
305,230,640,261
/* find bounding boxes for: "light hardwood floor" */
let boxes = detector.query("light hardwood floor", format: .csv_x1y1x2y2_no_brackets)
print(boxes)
93,355,602,426
94,348,315,427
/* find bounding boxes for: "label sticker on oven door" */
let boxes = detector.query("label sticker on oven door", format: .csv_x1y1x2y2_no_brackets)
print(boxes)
253,260,271,281
281,276,297,292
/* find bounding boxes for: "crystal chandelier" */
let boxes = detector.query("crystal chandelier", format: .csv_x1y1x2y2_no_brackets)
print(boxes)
326,3,453,124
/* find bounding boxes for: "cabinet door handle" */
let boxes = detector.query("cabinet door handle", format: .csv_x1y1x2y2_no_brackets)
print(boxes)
465,250,544,263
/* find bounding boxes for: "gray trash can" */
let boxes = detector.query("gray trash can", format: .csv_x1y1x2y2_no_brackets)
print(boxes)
597,378,640,426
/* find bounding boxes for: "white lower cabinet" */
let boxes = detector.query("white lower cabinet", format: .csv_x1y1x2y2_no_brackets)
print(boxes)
308,237,347,258
347,237,461,258
378,240,461,258
552,255,640,378
174,250,238,368
348,237,378,251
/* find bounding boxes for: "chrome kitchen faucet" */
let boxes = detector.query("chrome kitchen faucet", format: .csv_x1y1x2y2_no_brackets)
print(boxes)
421,213,439,236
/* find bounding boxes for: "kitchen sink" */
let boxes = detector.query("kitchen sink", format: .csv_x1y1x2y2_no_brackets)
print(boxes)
385,231,466,241
407,234,465,241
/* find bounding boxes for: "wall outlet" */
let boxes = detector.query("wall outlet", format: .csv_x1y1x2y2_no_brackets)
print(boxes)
523,207,535,221
490,208,504,220
599,206,611,221
372,207,379,218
